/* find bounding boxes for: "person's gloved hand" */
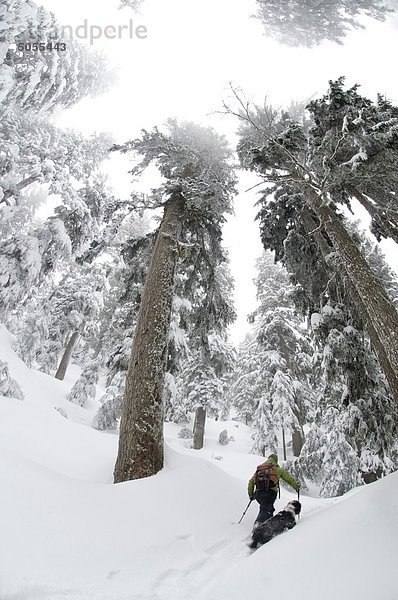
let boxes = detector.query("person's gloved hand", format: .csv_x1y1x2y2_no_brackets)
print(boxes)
249,493,256,501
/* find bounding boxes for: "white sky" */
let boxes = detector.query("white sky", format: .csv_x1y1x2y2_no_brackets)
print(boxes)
39,0,398,343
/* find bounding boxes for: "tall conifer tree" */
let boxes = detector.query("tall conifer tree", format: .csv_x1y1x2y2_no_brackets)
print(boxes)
113,120,236,482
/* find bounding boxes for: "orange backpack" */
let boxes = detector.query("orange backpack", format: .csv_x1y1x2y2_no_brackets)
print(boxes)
255,461,279,491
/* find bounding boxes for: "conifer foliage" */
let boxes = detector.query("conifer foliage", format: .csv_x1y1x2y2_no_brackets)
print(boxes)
229,82,398,492
0,1,117,383
119,0,144,11
233,79,398,409
1,1,112,114
232,252,314,458
1,0,114,325
254,0,393,47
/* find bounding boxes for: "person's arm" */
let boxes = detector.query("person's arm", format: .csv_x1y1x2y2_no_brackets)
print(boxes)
248,475,255,496
279,468,299,491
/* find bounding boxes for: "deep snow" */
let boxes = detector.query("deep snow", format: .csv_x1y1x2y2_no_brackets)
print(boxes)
0,325,397,600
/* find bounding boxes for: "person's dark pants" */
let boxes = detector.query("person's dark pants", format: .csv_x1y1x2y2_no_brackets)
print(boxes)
254,489,278,526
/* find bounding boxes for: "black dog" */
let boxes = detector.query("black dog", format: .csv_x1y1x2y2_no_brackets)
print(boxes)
249,500,301,549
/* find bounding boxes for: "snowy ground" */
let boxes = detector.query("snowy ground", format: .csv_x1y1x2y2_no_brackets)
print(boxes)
0,325,397,600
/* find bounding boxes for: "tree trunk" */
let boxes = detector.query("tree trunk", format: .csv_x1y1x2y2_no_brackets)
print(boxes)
54,331,80,381
300,207,333,257
303,184,398,405
292,429,304,457
192,406,206,450
281,426,287,461
362,471,378,484
113,194,185,483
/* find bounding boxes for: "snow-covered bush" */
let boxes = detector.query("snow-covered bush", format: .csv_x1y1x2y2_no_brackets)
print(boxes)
0,359,24,400
218,429,229,445
178,427,193,439
67,363,98,407
92,391,122,431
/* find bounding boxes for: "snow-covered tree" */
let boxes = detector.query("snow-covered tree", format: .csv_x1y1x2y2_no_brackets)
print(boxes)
93,373,124,431
307,79,398,245
164,255,237,425
345,224,398,317
1,1,113,114
0,359,24,400
177,330,236,422
0,113,113,318
233,80,398,408
254,0,392,47
0,1,114,323
310,299,398,480
301,408,361,497
231,252,314,459
0,109,112,212
233,335,267,425
88,227,154,429
119,0,144,10
255,189,398,488
270,370,301,460
163,294,192,422
14,262,106,376
250,253,315,450
251,392,278,457
0,219,71,318
66,362,99,407
113,120,237,482
54,174,117,258
259,198,398,489
183,358,224,417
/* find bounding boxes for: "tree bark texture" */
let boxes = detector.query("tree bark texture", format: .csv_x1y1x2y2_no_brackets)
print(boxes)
281,426,287,461
54,331,80,381
304,184,398,405
192,406,206,450
113,194,185,483
292,430,304,457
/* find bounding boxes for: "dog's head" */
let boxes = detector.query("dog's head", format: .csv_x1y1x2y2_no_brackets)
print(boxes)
286,500,301,515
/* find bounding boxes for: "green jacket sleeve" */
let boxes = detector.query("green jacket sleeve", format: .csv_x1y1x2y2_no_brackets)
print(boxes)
277,466,299,491
248,476,255,496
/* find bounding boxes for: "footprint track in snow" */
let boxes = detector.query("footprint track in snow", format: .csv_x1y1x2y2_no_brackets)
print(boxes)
150,534,250,600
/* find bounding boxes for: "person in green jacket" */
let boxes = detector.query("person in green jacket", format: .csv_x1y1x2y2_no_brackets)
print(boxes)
248,453,300,526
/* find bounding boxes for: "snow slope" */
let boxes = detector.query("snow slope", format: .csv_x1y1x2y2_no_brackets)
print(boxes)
0,326,397,600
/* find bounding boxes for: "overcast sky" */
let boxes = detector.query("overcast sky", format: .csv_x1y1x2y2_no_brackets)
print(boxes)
39,0,398,344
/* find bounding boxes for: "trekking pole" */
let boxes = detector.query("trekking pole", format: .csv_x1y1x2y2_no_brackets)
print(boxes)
237,499,253,524
297,485,301,520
